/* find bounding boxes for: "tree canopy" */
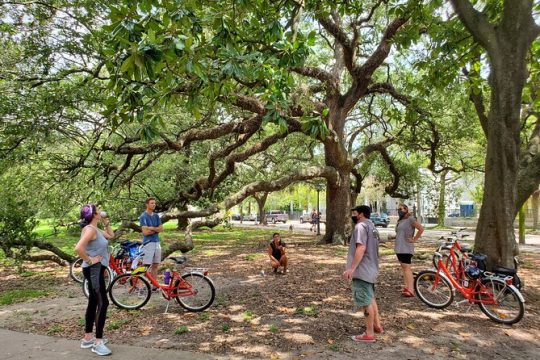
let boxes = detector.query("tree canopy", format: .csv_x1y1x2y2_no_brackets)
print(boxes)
0,0,539,267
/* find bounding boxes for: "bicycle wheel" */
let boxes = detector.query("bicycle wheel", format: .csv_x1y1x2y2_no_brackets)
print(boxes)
108,273,151,310
174,273,215,312
414,270,454,309
69,257,84,283
478,279,524,325
82,266,114,298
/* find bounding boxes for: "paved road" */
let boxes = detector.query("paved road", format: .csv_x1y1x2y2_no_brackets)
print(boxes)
0,329,214,360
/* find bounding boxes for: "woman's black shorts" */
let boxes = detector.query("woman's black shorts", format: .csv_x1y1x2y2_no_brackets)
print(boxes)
396,253,413,264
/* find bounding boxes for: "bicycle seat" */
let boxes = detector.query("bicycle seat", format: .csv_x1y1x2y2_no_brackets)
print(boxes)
461,247,473,253
169,256,187,264
492,265,516,276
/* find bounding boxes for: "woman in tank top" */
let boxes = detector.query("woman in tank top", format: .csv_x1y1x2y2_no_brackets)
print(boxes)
394,204,424,297
75,204,114,356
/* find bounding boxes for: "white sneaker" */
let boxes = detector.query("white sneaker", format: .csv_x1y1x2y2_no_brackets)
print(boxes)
91,342,112,356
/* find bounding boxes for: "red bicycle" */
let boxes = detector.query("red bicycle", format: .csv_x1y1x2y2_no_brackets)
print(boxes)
431,237,485,288
415,251,525,324
107,247,215,312
82,241,141,297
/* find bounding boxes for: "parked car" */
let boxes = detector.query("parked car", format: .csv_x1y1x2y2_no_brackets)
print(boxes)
299,213,312,223
265,210,289,223
243,213,258,221
299,212,326,223
372,212,389,220
370,213,390,228
231,214,242,221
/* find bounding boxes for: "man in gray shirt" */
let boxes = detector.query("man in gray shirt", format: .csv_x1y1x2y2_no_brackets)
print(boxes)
343,205,383,343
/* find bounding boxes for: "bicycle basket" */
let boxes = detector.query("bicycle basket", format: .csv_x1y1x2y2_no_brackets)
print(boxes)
465,265,482,279
120,241,141,259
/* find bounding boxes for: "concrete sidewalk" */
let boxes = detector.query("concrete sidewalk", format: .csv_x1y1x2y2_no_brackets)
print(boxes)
1,329,215,360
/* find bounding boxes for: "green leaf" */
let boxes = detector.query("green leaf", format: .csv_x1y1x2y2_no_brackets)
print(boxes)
148,29,156,43
133,53,144,69
120,55,135,73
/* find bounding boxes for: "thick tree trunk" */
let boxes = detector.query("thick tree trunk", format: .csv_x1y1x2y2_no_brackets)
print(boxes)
437,171,447,227
350,169,363,211
322,108,351,245
177,216,189,230
475,58,524,268
323,169,351,244
254,193,268,225
452,0,539,270
350,192,358,210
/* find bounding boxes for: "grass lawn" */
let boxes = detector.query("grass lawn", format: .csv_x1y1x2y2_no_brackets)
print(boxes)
0,289,50,305
0,221,285,261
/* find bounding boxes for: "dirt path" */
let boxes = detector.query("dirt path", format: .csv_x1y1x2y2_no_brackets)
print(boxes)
1,233,539,359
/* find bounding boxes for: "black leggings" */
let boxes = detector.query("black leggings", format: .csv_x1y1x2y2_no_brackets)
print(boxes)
83,264,109,338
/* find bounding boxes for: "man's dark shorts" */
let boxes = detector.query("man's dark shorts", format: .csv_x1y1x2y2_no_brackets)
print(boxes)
352,278,375,308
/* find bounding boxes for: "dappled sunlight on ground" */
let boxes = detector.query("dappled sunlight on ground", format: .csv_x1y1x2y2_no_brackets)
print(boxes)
0,229,539,358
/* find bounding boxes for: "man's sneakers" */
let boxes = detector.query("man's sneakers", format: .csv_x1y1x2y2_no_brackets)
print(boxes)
351,332,376,343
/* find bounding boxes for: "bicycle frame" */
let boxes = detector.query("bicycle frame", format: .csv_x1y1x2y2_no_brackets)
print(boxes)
131,265,208,300
437,239,470,283
108,255,126,276
107,243,137,276
127,242,210,300
434,253,501,305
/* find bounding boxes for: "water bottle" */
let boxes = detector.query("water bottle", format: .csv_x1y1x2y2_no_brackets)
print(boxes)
164,269,171,285
100,211,108,218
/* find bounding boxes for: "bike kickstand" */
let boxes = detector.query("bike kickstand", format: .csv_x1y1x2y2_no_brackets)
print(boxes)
163,299,171,314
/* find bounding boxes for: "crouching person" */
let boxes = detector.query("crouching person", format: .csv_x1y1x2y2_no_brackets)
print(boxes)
268,232,288,274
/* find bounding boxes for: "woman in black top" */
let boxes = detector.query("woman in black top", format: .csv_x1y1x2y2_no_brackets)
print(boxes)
268,232,288,274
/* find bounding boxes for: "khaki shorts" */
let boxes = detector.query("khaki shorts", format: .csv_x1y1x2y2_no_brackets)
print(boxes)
352,279,375,308
142,242,161,265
